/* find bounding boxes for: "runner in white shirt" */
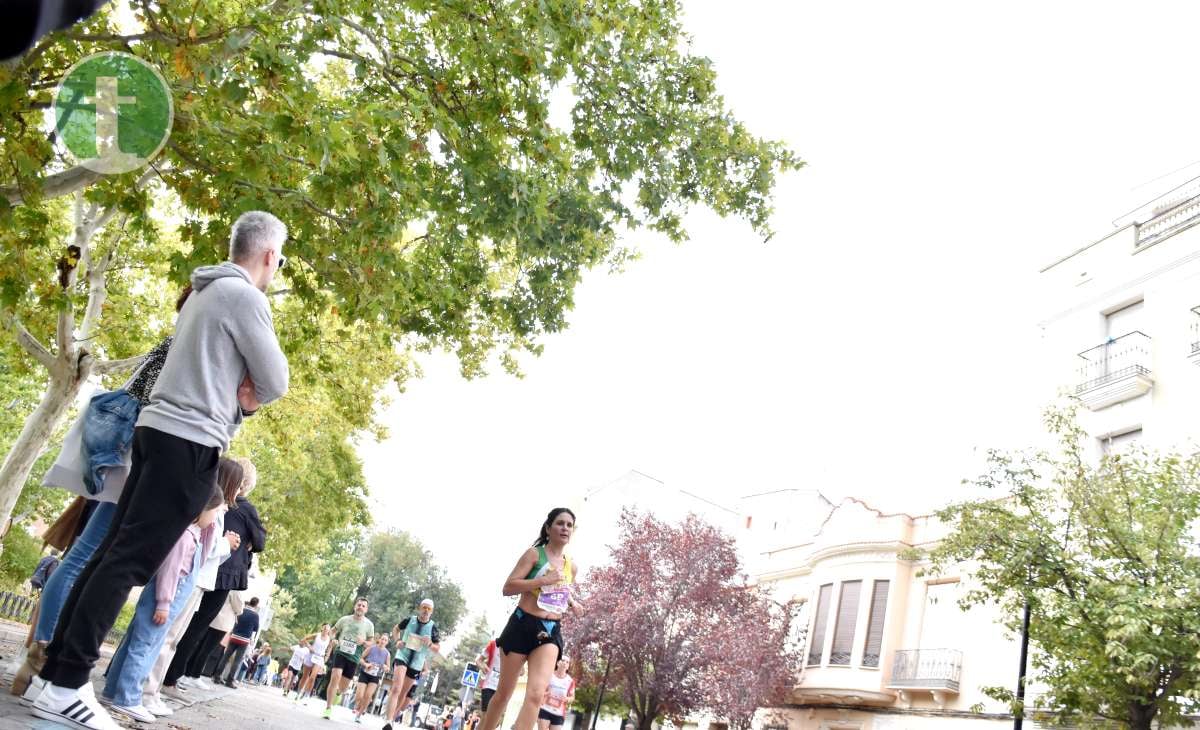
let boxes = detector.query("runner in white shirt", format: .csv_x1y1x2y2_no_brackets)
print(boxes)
295,624,333,701
282,640,311,696
476,638,502,713
537,657,576,730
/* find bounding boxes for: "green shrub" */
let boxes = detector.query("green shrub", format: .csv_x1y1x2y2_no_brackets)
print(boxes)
0,525,42,592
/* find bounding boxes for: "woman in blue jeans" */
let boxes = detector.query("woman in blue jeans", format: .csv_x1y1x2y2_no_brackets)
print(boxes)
13,500,118,697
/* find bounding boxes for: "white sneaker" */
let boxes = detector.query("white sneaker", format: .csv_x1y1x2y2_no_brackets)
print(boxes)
31,682,121,730
175,676,195,689
194,677,215,691
144,696,174,717
108,702,156,723
19,674,46,707
159,684,189,701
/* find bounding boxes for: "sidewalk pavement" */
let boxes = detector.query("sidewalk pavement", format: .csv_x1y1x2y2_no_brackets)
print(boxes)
1,618,388,729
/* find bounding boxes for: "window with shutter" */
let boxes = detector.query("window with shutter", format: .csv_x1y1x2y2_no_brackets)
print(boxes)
862,580,890,667
829,580,861,665
807,584,832,666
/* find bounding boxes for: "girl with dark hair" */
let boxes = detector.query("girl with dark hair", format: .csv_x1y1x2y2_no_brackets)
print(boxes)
479,508,581,730
162,458,263,696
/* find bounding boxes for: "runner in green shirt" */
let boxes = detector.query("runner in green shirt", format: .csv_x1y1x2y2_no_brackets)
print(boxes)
324,597,375,720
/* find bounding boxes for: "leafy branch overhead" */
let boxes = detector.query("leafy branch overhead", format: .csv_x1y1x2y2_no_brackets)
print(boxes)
0,0,798,557
0,0,799,376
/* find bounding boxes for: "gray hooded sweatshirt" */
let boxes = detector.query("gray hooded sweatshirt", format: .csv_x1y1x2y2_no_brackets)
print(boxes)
137,263,289,452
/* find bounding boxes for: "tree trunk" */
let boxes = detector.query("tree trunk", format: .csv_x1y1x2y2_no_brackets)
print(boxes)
635,709,655,730
1128,701,1156,730
0,356,88,538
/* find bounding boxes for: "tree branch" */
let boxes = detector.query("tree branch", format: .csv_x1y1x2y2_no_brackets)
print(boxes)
1,165,104,207
92,353,148,376
2,312,55,370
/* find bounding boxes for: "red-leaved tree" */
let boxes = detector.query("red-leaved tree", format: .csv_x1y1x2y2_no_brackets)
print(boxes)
572,510,801,730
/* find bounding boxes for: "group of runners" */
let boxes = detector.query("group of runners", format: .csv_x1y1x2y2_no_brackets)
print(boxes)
266,507,581,729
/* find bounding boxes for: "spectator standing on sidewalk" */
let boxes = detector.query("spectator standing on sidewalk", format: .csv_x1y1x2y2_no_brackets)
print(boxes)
162,458,262,693
31,211,290,730
213,597,260,687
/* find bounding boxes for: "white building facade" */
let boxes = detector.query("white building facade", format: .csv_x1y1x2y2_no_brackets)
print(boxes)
1039,177,1200,454
746,178,1200,730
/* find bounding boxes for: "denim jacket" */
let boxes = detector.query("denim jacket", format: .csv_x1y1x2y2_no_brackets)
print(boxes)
80,389,141,495
79,337,172,495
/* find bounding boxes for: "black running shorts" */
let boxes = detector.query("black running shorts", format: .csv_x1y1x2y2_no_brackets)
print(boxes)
497,608,562,660
331,652,359,675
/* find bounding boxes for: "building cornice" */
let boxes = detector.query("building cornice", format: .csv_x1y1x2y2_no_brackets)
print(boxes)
756,540,914,582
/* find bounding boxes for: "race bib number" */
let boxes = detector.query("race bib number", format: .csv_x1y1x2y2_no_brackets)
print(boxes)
406,634,426,651
537,585,570,614
339,639,358,655
364,663,381,677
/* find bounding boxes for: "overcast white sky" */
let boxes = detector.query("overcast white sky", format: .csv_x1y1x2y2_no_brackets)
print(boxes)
358,1,1200,636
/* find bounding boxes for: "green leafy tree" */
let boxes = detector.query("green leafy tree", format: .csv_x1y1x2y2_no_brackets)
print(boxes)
929,406,1200,730
263,584,299,649
0,523,43,591
276,526,468,653
233,300,406,575
276,528,367,636
358,530,467,634
573,673,631,730
0,0,799,542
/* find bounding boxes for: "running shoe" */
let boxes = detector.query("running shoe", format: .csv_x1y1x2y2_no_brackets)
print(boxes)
108,702,156,723
160,684,190,702
324,707,333,719
19,675,46,707
31,682,121,730
144,696,174,716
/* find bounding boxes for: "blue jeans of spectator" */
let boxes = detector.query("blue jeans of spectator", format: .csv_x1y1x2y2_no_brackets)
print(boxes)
34,501,117,643
102,547,201,706
254,662,268,684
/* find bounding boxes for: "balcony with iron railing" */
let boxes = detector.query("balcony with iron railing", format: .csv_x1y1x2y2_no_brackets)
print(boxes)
1073,331,1153,410
886,648,962,708
1135,191,1200,249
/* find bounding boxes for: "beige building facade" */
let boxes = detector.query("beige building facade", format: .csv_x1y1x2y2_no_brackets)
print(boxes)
747,494,1021,730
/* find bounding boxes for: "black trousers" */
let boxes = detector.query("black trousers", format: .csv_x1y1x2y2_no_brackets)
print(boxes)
39,427,219,689
200,633,225,676
163,588,230,686
214,641,250,683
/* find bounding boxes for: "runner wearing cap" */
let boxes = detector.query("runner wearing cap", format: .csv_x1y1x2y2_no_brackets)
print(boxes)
382,599,441,730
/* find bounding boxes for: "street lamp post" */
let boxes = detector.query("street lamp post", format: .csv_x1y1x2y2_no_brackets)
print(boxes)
1014,599,1032,730
590,660,611,730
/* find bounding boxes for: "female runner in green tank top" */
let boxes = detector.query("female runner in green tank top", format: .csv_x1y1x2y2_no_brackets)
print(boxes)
479,508,582,730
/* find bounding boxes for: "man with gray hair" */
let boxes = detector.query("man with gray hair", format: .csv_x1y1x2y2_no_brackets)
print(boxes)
32,211,290,730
